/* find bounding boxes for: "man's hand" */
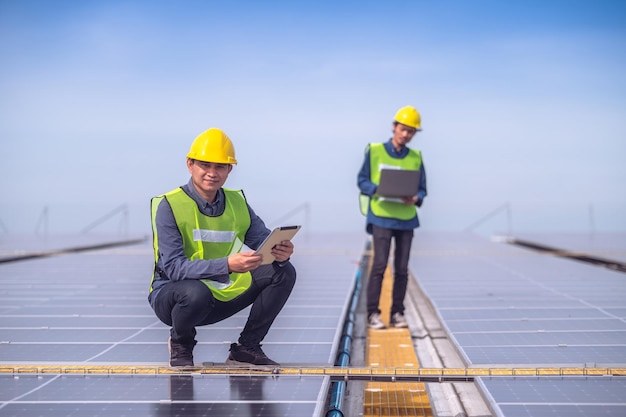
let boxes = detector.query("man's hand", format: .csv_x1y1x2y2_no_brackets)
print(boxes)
227,252,263,273
402,196,419,205
271,240,294,263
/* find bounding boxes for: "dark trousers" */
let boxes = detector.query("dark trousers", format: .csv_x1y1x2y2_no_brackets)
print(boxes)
366,225,414,316
151,262,296,347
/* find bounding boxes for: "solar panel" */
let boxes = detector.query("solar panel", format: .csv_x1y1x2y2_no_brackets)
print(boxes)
410,231,626,415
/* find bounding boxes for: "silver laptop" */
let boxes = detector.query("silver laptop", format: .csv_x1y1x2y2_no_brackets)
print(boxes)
376,168,420,198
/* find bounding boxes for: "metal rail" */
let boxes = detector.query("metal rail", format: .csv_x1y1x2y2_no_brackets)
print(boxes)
1,365,624,382
0,237,147,264
506,237,626,273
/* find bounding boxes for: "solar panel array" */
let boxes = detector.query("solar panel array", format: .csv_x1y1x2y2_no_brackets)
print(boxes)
0,232,364,416
3,230,625,416
410,231,626,416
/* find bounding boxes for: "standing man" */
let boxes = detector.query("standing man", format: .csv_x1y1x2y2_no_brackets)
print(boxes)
357,106,427,329
149,127,297,367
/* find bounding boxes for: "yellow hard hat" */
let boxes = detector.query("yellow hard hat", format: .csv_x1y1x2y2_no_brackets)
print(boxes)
186,128,237,164
394,106,421,129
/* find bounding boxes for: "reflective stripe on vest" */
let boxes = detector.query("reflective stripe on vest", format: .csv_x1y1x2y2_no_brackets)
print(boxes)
368,143,422,220
150,187,252,301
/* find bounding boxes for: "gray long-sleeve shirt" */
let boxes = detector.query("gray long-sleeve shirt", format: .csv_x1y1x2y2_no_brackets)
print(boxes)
149,179,270,302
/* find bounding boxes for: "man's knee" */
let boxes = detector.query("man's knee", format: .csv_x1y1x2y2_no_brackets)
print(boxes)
175,281,214,309
276,262,297,288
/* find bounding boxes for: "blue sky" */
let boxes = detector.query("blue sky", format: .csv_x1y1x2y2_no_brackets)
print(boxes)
1,1,625,236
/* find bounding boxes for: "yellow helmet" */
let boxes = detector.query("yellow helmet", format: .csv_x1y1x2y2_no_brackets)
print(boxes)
394,106,421,129
186,128,237,164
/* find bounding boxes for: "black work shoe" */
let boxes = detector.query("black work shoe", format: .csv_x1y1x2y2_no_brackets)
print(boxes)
226,343,279,366
168,337,197,367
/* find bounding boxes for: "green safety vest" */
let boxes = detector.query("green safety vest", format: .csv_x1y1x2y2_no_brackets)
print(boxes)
360,143,422,220
150,187,252,301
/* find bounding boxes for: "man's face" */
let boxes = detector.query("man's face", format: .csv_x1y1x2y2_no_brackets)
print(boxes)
187,159,232,200
391,123,418,148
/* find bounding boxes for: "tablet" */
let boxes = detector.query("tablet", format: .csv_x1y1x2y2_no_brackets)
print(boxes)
254,225,301,264
376,168,420,198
